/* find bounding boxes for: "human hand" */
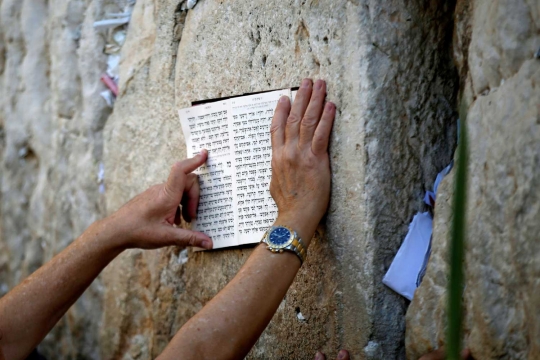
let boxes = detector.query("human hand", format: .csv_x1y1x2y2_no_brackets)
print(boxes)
270,79,336,244
101,150,213,250
314,349,349,360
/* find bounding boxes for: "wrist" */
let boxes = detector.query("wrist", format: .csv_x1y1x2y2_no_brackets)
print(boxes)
81,218,127,256
273,212,318,248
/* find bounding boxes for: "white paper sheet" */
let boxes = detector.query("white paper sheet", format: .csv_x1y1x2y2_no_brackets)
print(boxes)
179,89,291,249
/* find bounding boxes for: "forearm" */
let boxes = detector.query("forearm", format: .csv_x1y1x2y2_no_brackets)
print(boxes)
159,216,317,360
0,219,123,360
0,151,215,360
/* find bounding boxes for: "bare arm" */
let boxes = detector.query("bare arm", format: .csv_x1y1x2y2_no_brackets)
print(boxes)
159,78,336,359
0,153,213,360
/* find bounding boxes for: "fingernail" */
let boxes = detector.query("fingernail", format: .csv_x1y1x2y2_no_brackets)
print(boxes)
202,240,212,249
338,350,348,359
315,79,324,90
314,352,325,360
301,79,311,88
326,102,335,111
279,95,289,103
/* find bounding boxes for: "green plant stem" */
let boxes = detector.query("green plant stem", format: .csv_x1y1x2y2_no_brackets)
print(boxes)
447,114,468,359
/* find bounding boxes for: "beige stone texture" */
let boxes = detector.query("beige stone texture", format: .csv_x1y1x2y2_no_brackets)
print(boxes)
1,0,464,358
406,1,540,359
0,0,117,357
102,0,457,359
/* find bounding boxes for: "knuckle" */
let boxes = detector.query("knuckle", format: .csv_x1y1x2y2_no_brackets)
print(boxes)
283,149,296,163
307,155,319,168
301,115,318,127
269,123,281,134
287,113,301,125
171,161,184,173
186,173,198,185
187,233,197,247
162,184,176,200
312,135,324,147
312,136,327,151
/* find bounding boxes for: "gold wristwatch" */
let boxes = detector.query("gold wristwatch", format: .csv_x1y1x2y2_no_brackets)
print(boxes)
261,225,307,265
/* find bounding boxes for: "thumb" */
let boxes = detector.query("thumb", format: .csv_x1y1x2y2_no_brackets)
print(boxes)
165,150,208,202
163,226,213,249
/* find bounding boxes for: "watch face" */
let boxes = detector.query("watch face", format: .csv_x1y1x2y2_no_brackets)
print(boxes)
269,227,293,247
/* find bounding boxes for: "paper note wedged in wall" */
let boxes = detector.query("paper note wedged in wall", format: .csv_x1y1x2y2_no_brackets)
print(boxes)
384,161,453,300
383,212,433,300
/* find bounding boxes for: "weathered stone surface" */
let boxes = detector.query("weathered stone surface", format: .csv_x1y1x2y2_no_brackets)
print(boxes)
1,0,460,359
0,0,120,357
102,0,457,359
406,1,540,359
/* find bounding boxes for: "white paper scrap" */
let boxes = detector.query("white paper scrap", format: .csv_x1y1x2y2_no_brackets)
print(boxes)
383,212,433,300
100,90,115,107
178,249,189,265
106,54,121,78
97,162,106,193
423,161,453,206
97,162,105,182
113,29,127,46
93,17,130,30
105,12,132,18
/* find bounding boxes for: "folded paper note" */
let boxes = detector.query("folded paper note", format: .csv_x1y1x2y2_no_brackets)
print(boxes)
383,212,433,300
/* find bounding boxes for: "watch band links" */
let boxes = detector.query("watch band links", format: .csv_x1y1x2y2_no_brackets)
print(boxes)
290,237,307,264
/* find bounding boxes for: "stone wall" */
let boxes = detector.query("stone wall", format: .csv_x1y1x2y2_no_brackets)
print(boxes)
5,0,525,359
406,0,540,359
0,0,114,357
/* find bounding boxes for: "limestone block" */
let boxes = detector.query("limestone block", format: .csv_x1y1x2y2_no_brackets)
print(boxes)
468,0,540,95
406,1,540,358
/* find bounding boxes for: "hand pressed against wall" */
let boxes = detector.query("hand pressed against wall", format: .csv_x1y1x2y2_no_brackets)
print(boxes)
270,79,336,241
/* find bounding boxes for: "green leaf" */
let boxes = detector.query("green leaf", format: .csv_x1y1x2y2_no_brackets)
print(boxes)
447,104,469,360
